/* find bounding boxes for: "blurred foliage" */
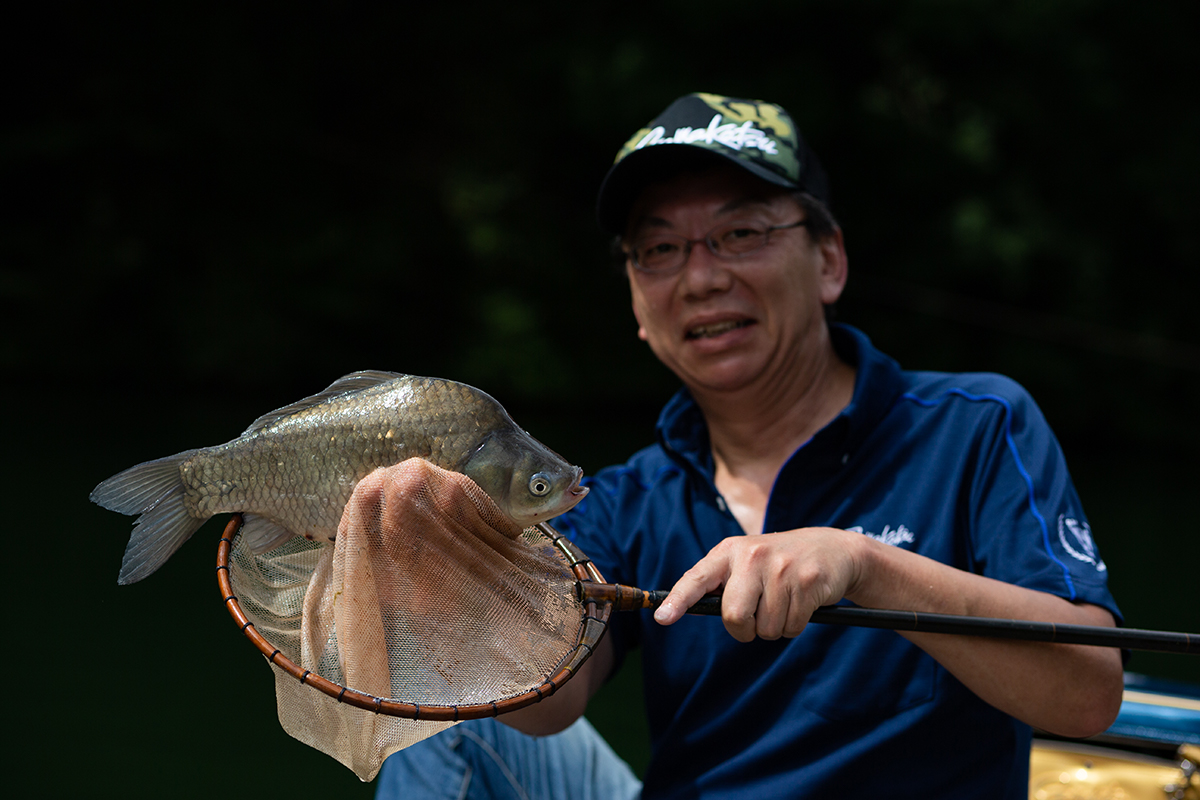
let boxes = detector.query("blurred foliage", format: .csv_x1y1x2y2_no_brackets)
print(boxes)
4,0,1197,447
4,1,1198,796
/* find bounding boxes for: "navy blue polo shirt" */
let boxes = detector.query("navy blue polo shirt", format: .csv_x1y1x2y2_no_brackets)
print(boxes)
556,323,1120,800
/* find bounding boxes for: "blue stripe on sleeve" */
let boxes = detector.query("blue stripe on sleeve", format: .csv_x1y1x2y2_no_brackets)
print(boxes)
900,389,1078,600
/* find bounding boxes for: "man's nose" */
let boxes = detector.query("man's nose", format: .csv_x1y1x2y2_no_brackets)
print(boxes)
679,238,733,295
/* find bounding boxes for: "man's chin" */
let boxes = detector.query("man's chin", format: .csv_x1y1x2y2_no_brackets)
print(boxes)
676,359,768,396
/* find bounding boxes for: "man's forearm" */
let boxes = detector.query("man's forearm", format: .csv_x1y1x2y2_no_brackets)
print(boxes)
498,636,614,736
848,535,1124,737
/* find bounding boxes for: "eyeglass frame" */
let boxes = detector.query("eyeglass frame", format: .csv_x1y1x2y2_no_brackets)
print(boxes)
624,219,811,275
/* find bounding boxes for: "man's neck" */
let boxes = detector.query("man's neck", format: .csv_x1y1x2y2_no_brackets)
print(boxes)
692,330,856,534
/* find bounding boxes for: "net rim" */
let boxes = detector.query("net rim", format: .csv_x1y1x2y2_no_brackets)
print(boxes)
215,514,613,721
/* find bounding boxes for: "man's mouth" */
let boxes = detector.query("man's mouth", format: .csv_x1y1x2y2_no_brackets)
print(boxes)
686,319,753,340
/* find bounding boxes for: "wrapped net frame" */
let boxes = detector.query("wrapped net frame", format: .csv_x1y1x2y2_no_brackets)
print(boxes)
216,509,611,780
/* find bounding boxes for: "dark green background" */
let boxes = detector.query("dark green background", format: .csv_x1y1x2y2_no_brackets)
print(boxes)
6,2,1198,796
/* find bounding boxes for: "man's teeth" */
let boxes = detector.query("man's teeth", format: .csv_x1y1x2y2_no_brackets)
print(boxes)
687,320,749,339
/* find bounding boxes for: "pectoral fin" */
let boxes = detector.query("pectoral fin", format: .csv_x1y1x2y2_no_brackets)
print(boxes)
241,514,300,554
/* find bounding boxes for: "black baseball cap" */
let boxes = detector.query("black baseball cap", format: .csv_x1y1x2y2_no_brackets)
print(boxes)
596,92,830,235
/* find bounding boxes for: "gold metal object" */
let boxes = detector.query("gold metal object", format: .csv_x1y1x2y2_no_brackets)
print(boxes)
1030,740,1199,799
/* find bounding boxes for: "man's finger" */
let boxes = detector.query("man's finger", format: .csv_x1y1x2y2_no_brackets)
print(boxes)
653,557,730,626
720,567,767,643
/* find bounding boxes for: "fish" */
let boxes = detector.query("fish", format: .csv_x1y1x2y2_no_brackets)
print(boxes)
91,371,588,585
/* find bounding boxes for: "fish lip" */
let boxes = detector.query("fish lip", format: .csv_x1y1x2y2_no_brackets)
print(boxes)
568,467,588,498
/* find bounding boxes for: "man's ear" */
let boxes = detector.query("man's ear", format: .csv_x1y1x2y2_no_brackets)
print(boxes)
817,226,849,306
626,263,650,341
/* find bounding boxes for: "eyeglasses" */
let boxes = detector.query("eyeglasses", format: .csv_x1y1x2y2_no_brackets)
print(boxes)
627,219,810,275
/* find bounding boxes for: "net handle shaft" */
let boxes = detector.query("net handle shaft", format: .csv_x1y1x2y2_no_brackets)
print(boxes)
580,582,1199,655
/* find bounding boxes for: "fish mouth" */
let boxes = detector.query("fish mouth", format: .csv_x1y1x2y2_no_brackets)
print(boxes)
685,318,754,340
568,467,589,500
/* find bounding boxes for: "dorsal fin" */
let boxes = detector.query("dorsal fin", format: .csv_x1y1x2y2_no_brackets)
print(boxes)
241,370,408,434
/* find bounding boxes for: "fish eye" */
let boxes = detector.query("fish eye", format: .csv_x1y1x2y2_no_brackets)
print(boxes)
528,473,552,496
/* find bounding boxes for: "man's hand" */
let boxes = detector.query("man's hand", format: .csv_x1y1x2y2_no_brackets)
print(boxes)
652,526,1123,738
343,457,527,547
653,527,865,642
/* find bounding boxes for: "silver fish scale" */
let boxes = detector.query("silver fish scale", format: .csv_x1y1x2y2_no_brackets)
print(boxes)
179,376,512,541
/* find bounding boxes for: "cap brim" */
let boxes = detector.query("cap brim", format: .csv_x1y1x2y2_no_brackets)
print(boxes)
595,144,798,236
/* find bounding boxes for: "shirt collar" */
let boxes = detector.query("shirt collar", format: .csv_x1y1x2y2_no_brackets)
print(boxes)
655,323,905,477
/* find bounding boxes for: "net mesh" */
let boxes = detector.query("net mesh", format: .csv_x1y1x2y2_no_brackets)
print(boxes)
227,461,587,780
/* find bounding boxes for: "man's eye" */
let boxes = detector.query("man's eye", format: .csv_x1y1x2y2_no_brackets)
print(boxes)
640,241,680,259
718,226,768,254
724,226,763,241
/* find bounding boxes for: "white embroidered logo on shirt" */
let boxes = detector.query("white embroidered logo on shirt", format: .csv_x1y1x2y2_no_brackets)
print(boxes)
847,524,916,547
1058,515,1106,572
633,114,780,155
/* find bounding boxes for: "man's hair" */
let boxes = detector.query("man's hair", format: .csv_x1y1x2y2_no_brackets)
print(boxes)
609,191,840,270
792,192,839,241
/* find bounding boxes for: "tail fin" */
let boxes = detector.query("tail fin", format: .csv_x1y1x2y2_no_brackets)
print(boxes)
90,452,207,584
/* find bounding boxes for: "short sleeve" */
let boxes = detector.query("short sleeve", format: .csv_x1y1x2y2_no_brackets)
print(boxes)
965,380,1121,622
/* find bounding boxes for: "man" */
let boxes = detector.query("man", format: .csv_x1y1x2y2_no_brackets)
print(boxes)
374,93,1123,798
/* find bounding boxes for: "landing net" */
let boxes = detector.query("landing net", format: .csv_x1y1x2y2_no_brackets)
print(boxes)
218,467,608,781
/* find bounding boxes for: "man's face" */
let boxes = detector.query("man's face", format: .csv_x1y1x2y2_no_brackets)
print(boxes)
622,164,847,396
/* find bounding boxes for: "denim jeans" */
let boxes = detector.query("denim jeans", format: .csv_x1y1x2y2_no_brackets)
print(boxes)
373,717,642,800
